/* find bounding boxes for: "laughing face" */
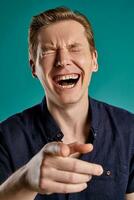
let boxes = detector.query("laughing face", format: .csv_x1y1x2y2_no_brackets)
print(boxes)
30,20,98,107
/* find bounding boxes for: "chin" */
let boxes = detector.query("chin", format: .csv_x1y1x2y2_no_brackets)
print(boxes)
56,94,84,107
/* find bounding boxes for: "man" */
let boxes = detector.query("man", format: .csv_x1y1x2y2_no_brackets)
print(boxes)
0,6,134,200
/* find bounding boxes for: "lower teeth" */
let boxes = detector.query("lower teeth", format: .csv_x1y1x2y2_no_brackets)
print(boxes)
59,83,75,88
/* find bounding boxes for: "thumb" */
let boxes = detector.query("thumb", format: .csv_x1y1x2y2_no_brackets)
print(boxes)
43,142,70,157
43,141,93,157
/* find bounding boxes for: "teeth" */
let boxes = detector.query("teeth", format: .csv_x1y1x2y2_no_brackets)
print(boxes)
61,84,75,88
54,74,79,82
53,73,80,89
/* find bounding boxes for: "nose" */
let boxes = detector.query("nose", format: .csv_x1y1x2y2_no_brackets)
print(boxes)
55,49,71,68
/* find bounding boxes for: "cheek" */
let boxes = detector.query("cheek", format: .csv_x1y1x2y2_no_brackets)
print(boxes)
38,53,56,66
35,64,48,84
73,51,92,65
74,55,92,72
37,59,54,78
41,54,56,66
76,54,93,82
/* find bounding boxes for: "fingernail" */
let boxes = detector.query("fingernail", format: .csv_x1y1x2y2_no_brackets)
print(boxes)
83,183,87,189
98,166,103,175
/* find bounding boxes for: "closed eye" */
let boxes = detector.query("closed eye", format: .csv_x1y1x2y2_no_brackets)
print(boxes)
42,49,56,56
68,44,82,52
70,47,81,52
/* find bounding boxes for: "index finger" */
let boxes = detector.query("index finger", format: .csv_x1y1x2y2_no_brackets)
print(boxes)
43,142,93,157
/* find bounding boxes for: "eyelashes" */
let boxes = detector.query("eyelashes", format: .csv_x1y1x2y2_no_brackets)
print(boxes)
42,50,56,56
41,48,82,57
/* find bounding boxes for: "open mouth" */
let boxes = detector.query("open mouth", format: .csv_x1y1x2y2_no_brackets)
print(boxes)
53,74,80,88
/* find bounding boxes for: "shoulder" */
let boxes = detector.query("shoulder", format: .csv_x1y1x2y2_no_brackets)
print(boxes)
90,97,134,132
0,101,42,135
91,98,134,160
91,97,134,120
0,101,46,171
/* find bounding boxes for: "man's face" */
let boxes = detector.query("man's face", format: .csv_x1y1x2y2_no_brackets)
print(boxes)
30,20,98,107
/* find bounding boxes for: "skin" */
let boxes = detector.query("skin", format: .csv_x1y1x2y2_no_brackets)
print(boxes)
31,20,98,108
26,142,103,195
29,19,134,199
0,19,133,199
30,20,98,144
0,20,103,200
126,194,134,200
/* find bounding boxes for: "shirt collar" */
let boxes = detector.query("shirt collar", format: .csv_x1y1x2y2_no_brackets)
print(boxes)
41,98,63,142
40,96,100,141
89,97,100,137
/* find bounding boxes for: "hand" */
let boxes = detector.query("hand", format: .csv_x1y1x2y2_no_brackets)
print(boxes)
25,142,103,195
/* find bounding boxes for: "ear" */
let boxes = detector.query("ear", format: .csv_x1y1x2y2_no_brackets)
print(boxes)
91,50,98,72
29,59,37,78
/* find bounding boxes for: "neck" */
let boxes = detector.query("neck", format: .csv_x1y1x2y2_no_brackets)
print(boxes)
46,95,90,142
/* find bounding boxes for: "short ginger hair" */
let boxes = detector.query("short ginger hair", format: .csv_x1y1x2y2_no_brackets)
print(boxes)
28,6,96,60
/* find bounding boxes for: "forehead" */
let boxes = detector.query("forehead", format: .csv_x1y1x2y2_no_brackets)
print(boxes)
37,20,88,46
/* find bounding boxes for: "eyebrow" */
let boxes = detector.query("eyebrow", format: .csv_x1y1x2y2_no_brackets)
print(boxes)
41,45,56,50
68,43,83,47
41,42,83,50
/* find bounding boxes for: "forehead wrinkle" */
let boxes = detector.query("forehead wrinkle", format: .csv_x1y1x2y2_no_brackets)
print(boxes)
37,20,89,50
40,41,84,51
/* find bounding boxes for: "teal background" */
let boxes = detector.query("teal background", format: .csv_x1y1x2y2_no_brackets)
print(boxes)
0,0,134,121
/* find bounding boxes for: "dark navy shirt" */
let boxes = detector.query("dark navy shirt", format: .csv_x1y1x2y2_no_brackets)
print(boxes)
0,97,134,200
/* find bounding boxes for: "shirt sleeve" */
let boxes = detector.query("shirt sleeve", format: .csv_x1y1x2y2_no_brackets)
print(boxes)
0,128,13,184
126,152,134,193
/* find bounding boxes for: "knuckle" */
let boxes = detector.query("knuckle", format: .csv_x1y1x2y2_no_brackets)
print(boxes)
89,165,96,174
68,173,76,183
71,160,78,172
44,142,60,155
40,165,54,179
42,156,50,167
40,166,45,177
62,184,69,194
39,179,47,191
40,167,50,179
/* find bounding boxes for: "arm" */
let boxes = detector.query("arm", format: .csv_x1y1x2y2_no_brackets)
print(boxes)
0,165,37,200
0,142,103,199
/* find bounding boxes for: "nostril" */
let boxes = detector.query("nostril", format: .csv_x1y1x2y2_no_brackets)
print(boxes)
55,61,65,68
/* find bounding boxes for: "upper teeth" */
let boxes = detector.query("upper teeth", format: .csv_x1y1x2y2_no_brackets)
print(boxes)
54,74,79,81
